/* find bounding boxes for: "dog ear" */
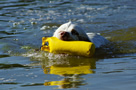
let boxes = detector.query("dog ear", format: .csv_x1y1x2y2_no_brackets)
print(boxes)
78,36,91,42
71,29,79,35
83,38,91,42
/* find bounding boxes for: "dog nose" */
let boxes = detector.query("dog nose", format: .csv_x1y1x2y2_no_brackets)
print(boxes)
60,31,69,37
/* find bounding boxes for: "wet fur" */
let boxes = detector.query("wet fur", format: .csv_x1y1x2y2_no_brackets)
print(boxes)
53,22,109,48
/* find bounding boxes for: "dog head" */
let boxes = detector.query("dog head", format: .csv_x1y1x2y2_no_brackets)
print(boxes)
53,22,90,41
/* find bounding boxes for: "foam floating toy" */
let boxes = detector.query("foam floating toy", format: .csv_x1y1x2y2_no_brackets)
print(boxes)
41,37,95,57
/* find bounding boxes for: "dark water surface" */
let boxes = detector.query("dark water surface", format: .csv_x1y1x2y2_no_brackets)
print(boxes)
0,0,136,90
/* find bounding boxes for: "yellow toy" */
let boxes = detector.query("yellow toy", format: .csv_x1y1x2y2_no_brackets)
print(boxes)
41,37,95,57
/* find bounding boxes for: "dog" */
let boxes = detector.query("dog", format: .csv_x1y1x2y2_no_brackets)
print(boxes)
53,21,109,48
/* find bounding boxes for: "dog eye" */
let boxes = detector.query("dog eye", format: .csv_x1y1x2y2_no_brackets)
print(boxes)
71,29,79,35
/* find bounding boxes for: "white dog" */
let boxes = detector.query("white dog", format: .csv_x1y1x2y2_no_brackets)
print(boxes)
53,21,109,48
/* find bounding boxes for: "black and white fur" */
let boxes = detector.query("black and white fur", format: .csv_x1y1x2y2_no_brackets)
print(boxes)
53,21,109,48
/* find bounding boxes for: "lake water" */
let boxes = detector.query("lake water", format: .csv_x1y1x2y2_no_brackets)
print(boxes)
0,0,136,90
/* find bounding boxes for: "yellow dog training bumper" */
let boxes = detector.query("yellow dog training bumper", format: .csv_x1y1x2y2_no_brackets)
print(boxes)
41,37,95,57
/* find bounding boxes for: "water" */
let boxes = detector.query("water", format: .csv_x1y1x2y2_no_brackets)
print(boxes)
0,0,136,90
